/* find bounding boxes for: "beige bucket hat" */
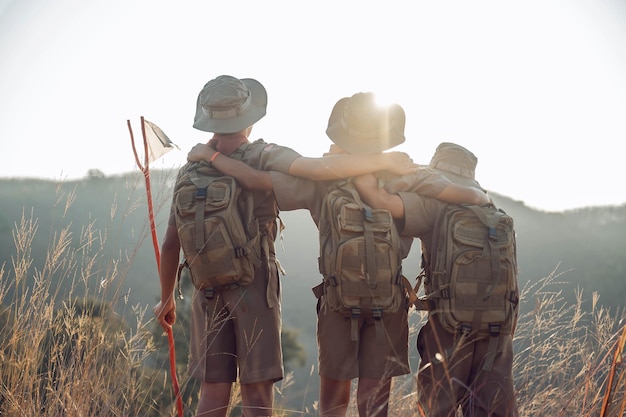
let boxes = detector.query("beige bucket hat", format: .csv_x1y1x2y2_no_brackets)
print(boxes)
429,142,484,190
193,75,268,133
325,92,406,154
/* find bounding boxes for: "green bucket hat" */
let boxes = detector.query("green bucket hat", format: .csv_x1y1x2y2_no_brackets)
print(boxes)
193,75,268,134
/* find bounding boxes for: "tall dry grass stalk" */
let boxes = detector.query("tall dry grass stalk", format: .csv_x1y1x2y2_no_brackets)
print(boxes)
513,267,625,417
0,179,176,417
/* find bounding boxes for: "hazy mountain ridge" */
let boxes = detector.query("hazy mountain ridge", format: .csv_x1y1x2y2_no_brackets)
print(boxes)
1,171,624,312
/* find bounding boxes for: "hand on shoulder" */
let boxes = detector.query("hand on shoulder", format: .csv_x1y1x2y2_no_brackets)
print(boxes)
188,143,216,162
385,152,419,175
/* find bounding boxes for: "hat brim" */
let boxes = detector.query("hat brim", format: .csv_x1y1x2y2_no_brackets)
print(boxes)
193,78,268,133
325,98,406,154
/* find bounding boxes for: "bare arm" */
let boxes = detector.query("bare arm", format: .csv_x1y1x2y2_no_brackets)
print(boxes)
287,152,417,180
355,174,492,220
212,155,273,190
188,144,274,191
436,183,492,206
153,223,181,331
188,143,417,185
356,174,406,218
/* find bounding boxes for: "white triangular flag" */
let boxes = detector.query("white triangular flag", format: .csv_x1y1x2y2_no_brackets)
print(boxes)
143,119,180,163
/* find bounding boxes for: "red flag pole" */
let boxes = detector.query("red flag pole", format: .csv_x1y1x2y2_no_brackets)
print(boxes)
128,117,183,417
139,117,161,270
600,324,626,417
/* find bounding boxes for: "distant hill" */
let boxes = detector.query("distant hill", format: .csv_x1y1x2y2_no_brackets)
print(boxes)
1,169,624,313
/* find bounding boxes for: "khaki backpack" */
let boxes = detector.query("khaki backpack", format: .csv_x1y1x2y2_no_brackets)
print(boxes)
174,161,262,291
315,178,407,342
415,203,519,369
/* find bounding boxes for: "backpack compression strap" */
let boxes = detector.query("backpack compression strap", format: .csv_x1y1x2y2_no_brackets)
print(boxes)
467,205,506,300
188,170,263,267
467,205,507,372
188,170,227,252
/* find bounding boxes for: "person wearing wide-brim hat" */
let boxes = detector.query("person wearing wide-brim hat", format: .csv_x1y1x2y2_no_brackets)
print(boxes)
192,75,268,134
316,97,490,417
325,92,406,154
429,142,485,190
155,75,422,417
183,89,491,417
355,143,519,417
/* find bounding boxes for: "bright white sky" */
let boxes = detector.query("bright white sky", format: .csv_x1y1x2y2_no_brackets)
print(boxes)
1,0,624,212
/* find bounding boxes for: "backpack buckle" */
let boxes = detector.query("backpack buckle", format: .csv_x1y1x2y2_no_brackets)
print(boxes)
204,287,215,299
489,323,501,337
351,307,361,319
441,288,450,299
372,308,382,320
459,323,472,335
222,283,241,291
234,247,247,258
195,187,207,200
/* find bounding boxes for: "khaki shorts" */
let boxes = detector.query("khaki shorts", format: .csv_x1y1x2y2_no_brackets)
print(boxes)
187,269,283,384
416,318,519,417
317,297,410,380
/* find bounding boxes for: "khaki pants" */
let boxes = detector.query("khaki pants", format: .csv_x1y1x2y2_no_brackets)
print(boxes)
416,318,519,417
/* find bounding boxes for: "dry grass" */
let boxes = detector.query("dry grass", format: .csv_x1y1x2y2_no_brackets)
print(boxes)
0,179,180,416
1,183,625,416
512,268,626,417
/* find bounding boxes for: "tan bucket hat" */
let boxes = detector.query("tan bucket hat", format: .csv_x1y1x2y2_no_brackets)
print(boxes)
325,92,405,154
429,142,484,190
193,75,268,133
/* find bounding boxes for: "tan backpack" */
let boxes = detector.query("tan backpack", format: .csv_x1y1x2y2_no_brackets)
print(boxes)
174,162,262,290
416,203,519,368
315,179,406,342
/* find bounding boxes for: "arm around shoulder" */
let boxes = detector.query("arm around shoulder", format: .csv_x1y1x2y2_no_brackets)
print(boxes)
436,183,491,206
288,152,417,180
355,174,405,219
188,143,274,191
210,153,273,191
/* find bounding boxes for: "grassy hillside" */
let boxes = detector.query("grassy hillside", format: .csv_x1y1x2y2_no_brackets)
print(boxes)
1,172,625,415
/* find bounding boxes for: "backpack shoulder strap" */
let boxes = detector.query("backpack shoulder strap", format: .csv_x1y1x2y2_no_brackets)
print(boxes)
188,165,211,188
337,179,381,288
466,204,505,239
